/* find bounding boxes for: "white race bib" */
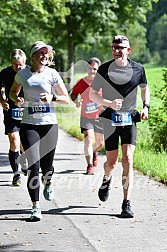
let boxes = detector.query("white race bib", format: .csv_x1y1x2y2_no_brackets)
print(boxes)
111,111,132,126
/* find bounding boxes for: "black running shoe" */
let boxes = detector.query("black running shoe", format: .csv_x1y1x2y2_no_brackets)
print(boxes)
12,174,21,186
121,199,134,218
98,176,112,202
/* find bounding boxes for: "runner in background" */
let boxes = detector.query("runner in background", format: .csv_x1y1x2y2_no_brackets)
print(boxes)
0,49,28,186
71,57,104,175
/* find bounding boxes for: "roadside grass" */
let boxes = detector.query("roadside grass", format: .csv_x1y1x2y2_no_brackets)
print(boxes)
56,66,167,185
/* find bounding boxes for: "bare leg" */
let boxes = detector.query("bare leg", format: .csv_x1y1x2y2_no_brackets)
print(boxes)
121,144,135,200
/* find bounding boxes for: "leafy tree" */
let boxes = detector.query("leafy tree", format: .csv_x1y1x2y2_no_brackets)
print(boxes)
0,0,159,70
0,0,69,66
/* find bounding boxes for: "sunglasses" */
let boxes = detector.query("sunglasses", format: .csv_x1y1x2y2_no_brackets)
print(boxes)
112,46,127,51
88,66,98,71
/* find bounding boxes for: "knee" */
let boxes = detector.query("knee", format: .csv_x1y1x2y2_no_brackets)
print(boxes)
122,154,133,166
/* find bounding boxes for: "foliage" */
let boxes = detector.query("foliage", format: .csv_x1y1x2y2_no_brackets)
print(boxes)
0,0,70,66
0,0,159,69
148,67,167,151
148,14,167,65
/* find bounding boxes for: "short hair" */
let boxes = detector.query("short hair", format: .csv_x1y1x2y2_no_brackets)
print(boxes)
87,57,101,66
10,49,26,62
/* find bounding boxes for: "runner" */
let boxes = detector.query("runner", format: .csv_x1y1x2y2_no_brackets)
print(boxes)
0,49,28,186
90,35,150,218
71,57,104,175
10,41,69,221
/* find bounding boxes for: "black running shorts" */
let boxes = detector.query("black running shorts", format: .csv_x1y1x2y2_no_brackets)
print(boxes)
102,118,136,151
3,110,21,135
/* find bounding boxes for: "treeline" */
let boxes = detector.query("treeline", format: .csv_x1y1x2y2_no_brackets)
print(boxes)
0,0,167,70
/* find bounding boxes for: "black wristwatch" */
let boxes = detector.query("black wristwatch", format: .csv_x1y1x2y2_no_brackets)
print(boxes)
52,94,57,101
143,102,150,110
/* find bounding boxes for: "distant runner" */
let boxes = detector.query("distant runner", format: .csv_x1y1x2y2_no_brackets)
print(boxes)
71,57,104,175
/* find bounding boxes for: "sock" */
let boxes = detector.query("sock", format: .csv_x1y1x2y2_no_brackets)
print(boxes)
9,150,19,174
20,150,27,165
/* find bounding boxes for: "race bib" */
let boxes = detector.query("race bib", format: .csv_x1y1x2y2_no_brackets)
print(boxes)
12,108,24,120
85,102,98,113
28,102,51,118
111,111,132,126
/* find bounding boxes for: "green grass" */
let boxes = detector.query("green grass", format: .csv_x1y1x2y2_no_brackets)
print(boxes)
145,66,166,107
56,66,167,185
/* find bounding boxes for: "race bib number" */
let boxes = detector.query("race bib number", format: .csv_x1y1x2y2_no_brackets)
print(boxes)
28,102,51,118
85,102,98,113
111,111,132,126
12,108,24,120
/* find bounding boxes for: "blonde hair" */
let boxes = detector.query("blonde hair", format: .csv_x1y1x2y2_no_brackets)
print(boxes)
10,49,26,62
29,41,55,66
48,49,55,66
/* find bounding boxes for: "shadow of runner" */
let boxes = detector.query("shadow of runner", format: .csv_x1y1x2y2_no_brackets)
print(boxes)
0,244,44,252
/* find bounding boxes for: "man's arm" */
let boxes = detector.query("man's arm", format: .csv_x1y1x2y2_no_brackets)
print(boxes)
140,84,150,120
89,87,123,111
140,85,150,106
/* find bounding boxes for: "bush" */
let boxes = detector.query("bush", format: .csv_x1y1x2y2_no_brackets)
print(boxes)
149,67,167,151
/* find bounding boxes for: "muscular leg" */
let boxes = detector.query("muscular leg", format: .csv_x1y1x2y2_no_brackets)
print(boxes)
121,144,135,200
8,131,20,152
105,149,118,178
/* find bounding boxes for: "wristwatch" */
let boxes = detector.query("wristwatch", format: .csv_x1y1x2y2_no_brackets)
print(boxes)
143,102,150,110
52,94,57,101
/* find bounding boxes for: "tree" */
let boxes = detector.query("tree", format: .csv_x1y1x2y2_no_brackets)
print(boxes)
0,0,159,71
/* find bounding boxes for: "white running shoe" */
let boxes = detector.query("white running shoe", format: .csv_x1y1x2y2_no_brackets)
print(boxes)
30,206,42,221
43,182,54,201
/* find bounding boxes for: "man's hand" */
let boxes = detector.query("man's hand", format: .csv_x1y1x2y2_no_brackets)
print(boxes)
109,99,123,111
75,99,83,108
1,100,10,111
140,107,149,120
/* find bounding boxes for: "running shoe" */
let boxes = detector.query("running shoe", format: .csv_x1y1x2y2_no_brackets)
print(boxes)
43,182,54,201
93,152,98,167
21,162,28,176
121,199,134,218
86,164,94,175
98,176,112,202
12,174,21,186
30,205,42,221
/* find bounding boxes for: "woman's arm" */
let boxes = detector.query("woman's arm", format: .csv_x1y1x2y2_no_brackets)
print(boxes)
54,82,70,104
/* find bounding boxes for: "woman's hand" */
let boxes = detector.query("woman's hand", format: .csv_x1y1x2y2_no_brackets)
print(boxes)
40,93,53,103
15,97,24,107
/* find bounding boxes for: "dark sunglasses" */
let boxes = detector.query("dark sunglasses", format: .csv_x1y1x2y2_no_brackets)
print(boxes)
112,46,127,51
